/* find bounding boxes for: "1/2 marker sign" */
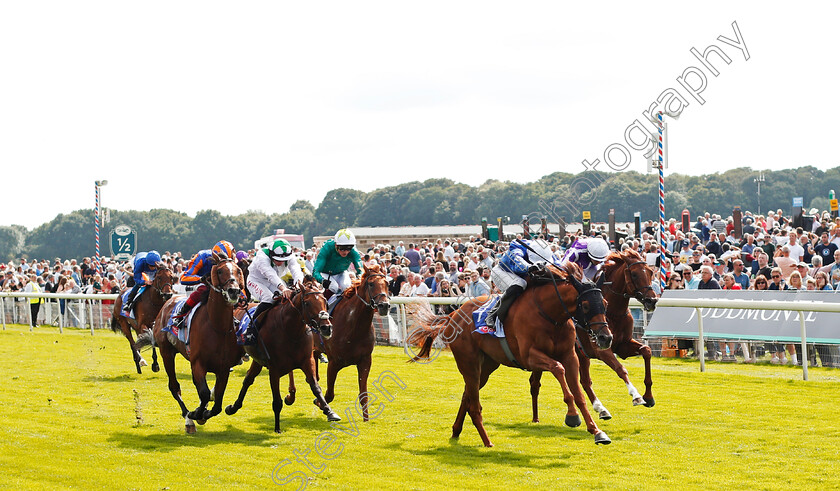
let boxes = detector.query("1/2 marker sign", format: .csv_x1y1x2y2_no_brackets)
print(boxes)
110,225,136,261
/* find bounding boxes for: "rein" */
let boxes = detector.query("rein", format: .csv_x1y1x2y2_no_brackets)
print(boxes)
532,267,607,342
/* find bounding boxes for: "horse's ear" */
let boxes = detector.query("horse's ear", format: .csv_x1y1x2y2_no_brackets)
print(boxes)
211,251,222,264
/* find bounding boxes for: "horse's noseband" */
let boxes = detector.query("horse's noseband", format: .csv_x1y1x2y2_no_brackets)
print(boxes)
574,283,609,342
360,273,389,311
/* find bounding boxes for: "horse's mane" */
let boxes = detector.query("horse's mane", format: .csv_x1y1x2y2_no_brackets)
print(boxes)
602,249,643,275
529,261,581,286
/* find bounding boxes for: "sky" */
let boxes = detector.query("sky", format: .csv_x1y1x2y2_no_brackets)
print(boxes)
2,2,838,230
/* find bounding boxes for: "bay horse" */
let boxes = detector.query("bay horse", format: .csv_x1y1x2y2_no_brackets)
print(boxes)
137,253,245,434
409,263,614,446
110,266,175,374
225,276,341,432
292,264,390,422
529,249,658,423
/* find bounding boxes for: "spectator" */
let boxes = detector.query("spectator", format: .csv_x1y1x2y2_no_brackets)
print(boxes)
815,271,833,291
751,274,769,291
466,269,491,297
788,271,804,290
394,241,406,258
773,245,796,278
697,266,720,290
731,259,750,289
814,232,839,265
387,265,408,297
432,278,460,315
23,274,42,327
404,244,422,274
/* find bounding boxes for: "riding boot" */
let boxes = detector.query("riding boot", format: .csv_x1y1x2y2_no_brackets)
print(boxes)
250,301,274,332
486,285,525,328
172,300,191,328
123,286,139,313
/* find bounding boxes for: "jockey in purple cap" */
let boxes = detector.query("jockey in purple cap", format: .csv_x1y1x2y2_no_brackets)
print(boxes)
560,236,610,281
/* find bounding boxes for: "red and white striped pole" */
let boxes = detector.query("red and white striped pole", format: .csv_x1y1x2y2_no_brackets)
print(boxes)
94,180,107,273
657,112,667,290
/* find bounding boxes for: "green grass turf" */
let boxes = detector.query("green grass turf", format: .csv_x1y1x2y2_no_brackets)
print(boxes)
1,323,838,490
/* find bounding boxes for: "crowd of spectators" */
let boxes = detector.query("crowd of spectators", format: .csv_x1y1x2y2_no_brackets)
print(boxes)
3,205,838,366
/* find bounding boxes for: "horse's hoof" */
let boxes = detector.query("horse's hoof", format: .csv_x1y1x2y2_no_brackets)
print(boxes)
632,397,646,406
594,431,612,445
196,418,207,425
532,418,540,423
151,363,160,373
599,409,612,420
484,442,494,448
325,410,341,422
139,359,148,367
225,405,237,415
284,395,296,406
185,424,196,435
644,398,655,408
274,428,282,434
565,414,582,428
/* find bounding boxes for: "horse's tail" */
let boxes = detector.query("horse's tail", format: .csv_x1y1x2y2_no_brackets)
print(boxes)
406,304,458,362
110,314,120,333
134,328,156,351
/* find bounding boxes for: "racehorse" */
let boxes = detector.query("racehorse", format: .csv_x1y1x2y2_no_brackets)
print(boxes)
137,253,245,434
110,266,175,374
409,262,614,446
529,249,658,423
294,264,390,422
224,276,341,432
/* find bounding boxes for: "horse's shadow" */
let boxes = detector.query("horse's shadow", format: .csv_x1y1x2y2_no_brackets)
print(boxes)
108,424,273,451
486,420,592,440
384,440,571,469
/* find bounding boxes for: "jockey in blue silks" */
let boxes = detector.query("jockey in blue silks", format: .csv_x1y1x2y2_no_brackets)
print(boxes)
560,236,610,281
122,250,161,313
485,239,557,328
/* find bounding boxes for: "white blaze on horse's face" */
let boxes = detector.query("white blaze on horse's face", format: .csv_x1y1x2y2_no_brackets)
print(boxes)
221,262,241,305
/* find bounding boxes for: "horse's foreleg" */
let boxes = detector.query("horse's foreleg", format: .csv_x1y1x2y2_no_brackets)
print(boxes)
119,320,143,374
527,348,578,427
356,355,372,422
580,348,612,420
269,369,284,433
303,357,340,422
452,391,468,439
151,346,160,373
558,349,609,444
614,339,654,407
284,371,297,406
529,371,543,423
323,360,341,405
187,365,211,423
225,362,263,416
205,368,230,420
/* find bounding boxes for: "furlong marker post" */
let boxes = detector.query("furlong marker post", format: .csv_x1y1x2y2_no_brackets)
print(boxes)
657,111,666,290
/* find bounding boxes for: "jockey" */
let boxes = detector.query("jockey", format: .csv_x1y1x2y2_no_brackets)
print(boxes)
122,250,161,313
247,238,304,331
313,229,363,306
171,240,236,327
485,239,556,328
560,236,610,281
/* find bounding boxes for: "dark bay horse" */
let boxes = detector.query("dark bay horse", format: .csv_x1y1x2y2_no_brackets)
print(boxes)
137,253,245,434
409,263,613,446
296,264,390,422
225,276,341,432
529,249,658,423
110,266,175,374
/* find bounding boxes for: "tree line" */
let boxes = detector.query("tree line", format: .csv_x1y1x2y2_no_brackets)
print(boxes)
3,165,838,262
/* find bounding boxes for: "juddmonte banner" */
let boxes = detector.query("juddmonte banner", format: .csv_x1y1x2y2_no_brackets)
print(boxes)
645,290,840,344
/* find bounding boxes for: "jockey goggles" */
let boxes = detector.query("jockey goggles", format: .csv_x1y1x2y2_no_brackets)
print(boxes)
336,245,354,252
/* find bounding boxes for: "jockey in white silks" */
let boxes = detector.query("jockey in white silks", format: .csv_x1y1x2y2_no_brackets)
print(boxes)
560,236,610,281
486,238,558,328
247,238,304,331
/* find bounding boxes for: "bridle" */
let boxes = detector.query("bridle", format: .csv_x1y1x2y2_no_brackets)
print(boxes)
289,287,331,333
597,259,655,303
150,266,174,298
358,272,389,310
208,259,241,304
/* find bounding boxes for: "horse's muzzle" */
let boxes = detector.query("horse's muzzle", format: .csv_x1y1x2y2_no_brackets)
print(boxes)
162,292,173,301
596,331,613,350
225,288,241,305
641,296,658,312
318,311,332,339
377,302,391,317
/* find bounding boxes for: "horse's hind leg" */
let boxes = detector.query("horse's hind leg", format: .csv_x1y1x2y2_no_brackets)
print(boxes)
357,355,372,421
225,362,263,416
151,346,159,373
269,369,285,433
529,371,543,423
160,342,188,417
205,368,230,420
578,348,612,420
452,355,497,439
119,320,143,374
453,352,492,447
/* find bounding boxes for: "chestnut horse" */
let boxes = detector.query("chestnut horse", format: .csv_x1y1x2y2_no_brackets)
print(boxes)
290,265,390,421
409,263,613,446
110,266,175,374
529,249,658,423
225,276,341,432
137,253,245,434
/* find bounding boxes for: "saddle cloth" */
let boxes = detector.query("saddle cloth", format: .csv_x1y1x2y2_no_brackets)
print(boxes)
161,299,199,346
119,286,146,320
235,306,258,346
472,297,507,338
